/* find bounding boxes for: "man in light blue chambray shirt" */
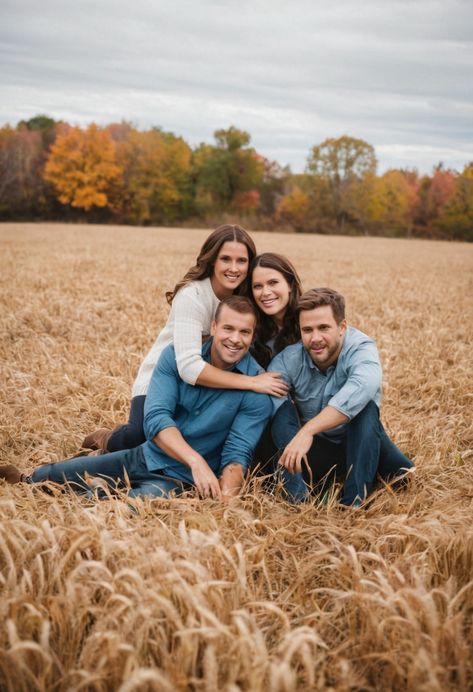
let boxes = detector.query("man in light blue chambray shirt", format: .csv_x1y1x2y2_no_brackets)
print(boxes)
269,288,414,507
3,297,272,501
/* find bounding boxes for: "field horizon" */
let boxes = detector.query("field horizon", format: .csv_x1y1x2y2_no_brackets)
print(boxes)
1,222,472,691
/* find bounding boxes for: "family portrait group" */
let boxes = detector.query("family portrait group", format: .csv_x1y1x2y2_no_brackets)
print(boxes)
1,224,414,507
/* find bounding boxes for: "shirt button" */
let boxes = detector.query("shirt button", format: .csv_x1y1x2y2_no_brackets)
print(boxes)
195,410,200,416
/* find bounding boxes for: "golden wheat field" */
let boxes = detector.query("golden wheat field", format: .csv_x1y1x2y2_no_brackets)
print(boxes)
1,222,473,691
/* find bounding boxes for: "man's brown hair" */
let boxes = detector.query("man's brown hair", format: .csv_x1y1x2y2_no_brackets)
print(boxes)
297,288,346,323
214,295,258,325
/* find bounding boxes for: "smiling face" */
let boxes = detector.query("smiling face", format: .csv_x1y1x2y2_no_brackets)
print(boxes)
210,241,250,299
299,305,347,371
210,304,255,369
251,266,291,327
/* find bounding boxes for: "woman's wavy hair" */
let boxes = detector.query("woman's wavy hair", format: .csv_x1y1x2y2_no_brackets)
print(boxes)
165,224,257,304
248,252,302,367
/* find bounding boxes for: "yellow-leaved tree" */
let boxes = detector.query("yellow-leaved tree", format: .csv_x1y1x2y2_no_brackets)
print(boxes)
44,124,122,211
109,126,193,224
275,186,311,231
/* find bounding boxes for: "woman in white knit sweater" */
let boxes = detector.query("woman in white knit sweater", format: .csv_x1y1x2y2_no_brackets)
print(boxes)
83,224,288,453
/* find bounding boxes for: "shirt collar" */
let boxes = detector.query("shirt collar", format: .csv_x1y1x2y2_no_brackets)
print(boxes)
202,339,258,376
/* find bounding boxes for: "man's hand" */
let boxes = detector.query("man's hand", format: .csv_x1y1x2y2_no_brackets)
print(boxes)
250,372,289,397
188,456,222,499
279,428,314,474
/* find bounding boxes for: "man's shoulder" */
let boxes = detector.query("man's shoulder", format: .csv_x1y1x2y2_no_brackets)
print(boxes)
268,342,305,371
156,344,179,372
240,386,272,414
236,350,263,377
342,327,379,363
344,326,377,351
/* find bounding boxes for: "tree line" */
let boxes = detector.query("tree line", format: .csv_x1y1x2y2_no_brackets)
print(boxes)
0,115,471,240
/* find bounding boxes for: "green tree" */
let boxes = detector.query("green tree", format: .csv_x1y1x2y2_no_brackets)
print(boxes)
193,126,264,215
306,135,377,231
20,114,58,148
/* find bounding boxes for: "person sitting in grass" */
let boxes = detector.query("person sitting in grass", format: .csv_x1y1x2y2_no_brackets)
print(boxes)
81,224,286,455
0,297,272,501
269,288,415,507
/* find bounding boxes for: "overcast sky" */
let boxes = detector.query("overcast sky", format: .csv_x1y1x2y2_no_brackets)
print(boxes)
1,0,472,173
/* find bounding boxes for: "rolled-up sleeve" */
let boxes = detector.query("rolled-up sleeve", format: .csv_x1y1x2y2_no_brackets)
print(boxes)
143,347,180,440
172,289,213,385
328,345,381,419
220,393,272,471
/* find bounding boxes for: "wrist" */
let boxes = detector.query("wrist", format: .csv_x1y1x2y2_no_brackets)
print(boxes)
301,421,318,437
241,374,254,392
187,454,206,469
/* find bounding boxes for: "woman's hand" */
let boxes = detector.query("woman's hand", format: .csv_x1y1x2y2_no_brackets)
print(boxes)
250,372,289,397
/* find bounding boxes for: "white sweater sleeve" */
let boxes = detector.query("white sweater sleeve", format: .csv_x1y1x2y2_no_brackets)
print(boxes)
171,283,216,385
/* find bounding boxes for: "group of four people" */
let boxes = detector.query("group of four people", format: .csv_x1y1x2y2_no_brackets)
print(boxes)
0,224,414,506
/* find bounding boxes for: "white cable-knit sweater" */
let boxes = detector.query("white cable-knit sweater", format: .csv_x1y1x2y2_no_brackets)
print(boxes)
131,278,220,397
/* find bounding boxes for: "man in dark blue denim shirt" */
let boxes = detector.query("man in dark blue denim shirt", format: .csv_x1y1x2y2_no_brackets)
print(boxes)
1,297,272,500
269,288,414,507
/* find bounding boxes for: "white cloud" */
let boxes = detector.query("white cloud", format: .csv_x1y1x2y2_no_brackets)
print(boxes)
0,0,472,173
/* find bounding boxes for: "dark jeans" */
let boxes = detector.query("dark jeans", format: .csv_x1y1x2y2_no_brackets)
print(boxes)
272,400,414,506
30,445,190,499
252,423,279,475
107,395,147,452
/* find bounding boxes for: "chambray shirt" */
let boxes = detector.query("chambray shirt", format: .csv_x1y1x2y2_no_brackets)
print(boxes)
268,327,382,442
142,341,272,483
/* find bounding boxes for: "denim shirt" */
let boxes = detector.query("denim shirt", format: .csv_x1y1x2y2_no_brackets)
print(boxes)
143,341,272,483
268,327,382,441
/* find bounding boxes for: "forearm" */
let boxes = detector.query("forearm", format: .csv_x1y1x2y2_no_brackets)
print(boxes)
302,406,349,437
195,363,253,391
219,463,245,497
154,427,221,499
196,364,288,397
153,427,204,467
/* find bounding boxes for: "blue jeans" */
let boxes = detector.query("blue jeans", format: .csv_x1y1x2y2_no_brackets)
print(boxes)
30,445,190,499
272,400,414,506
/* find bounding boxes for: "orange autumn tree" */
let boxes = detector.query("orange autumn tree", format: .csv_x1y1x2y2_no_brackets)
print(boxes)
275,185,312,231
44,124,122,211
111,127,192,225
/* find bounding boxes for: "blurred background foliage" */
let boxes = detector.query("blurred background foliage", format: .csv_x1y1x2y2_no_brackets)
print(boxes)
1,116,471,240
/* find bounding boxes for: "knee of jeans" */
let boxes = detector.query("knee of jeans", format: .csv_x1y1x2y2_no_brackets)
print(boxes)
363,400,379,417
351,400,380,428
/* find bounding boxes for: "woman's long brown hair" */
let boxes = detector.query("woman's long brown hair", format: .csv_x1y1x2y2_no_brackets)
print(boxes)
248,252,302,367
165,224,257,304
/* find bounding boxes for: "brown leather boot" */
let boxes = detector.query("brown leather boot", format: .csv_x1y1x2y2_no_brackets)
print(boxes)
0,464,25,484
81,427,113,452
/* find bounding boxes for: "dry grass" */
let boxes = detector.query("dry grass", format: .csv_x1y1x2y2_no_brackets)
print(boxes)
1,222,472,691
